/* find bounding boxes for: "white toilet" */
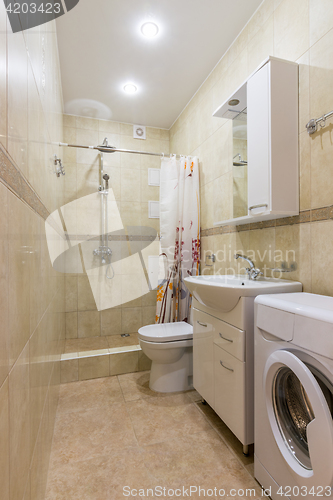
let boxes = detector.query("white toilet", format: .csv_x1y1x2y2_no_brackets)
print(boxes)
138,322,193,393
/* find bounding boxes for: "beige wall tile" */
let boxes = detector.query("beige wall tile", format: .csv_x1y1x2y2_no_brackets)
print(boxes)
78,311,101,338
98,119,120,135
310,121,333,208
78,275,97,311
61,359,79,384
213,172,233,224
29,324,46,461
78,354,109,380
120,123,133,136
30,426,43,500
63,114,76,128
309,28,333,119
0,2,6,149
200,235,215,275
101,308,122,336
142,306,156,327
9,344,30,500
274,0,309,61
0,379,9,500
247,14,274,75
7,30,28,177
76,116,99,131
297,51,310,134
121,168,141,202
0,10,63,500
122,307,143,334
275,223,310,287
249,227,276,271
141,291,157,307
0,183,9,386
138,351,152,371
109,351,139,376
311,221,333,296
247,0,274,42
66,312,78,339
200,181,214,229
299,132,311,210
309,0,333,46
8,194,31,368
65,277,78,312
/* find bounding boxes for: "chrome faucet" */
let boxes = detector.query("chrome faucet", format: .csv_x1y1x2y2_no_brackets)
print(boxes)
234,253,263,280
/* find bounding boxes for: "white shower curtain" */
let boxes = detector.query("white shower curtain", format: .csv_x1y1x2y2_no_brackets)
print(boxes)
156,155,200,324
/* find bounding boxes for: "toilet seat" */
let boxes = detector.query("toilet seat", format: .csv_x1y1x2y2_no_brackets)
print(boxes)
139,338,193,349
138,321,193,343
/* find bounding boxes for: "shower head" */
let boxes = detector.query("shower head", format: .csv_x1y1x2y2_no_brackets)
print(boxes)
96,145,117,153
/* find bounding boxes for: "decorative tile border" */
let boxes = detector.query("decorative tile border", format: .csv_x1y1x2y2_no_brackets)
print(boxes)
0,144,50,220
200,208,333,237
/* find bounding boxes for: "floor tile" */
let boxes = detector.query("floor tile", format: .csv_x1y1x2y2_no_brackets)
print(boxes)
195,401,254,467
50,404,137,466
45,449,156,500
140,431,263,498
64,337,109,354
46,374,263,500
126,393,212,446
57,376,124,414
118,370,195,402
106,333,139,348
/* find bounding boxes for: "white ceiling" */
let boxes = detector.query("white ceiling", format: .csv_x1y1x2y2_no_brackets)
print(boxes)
56,0,262,129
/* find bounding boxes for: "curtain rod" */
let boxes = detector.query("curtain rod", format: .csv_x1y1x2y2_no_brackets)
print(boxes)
58,142,181,158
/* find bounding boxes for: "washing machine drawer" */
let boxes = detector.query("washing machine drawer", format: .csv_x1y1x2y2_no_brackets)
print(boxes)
214,344,246,444
213,320,245,362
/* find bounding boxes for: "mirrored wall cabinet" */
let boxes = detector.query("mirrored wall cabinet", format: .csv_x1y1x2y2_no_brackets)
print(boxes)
213,56,299,226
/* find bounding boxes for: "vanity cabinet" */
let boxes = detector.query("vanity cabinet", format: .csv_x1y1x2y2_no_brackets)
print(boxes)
193,298,254,447
213,56,299,226
192,309,215,407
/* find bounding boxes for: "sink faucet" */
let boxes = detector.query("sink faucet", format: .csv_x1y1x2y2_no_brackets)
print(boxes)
234,253,263,280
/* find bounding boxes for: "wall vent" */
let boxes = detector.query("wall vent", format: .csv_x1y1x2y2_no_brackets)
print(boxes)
133,125,146,140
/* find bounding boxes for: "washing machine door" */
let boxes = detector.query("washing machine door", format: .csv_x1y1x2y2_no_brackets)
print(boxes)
264,350,333,490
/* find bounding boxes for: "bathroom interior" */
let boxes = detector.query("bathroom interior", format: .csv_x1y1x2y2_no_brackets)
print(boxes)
1,0,333,498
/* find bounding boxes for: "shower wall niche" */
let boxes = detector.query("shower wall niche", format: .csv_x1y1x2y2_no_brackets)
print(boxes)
62,114,169,376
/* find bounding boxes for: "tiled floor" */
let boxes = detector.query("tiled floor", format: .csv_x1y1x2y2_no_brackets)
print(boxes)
45,372,263,500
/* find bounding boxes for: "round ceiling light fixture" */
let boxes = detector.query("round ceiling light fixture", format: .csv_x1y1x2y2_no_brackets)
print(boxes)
123,83,138,94
141,22,159,38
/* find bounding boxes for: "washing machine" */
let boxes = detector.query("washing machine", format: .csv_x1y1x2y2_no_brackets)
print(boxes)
254,293,333,500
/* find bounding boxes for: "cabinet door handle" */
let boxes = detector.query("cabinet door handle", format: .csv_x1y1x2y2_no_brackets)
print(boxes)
197,321,207,327
219,333,233,343
248,203,268,211
220,360,234,372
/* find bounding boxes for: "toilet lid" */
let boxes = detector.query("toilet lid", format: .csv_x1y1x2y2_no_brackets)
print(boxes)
138,321,193,342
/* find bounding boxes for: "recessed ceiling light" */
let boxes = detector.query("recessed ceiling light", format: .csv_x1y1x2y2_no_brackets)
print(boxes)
228,99,240,106
141,22,159,38
123,84,137,94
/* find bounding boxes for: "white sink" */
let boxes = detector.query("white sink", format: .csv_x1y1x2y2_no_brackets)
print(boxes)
184,275,302,312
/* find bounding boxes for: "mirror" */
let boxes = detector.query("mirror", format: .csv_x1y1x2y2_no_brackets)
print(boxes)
232,109,248,218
